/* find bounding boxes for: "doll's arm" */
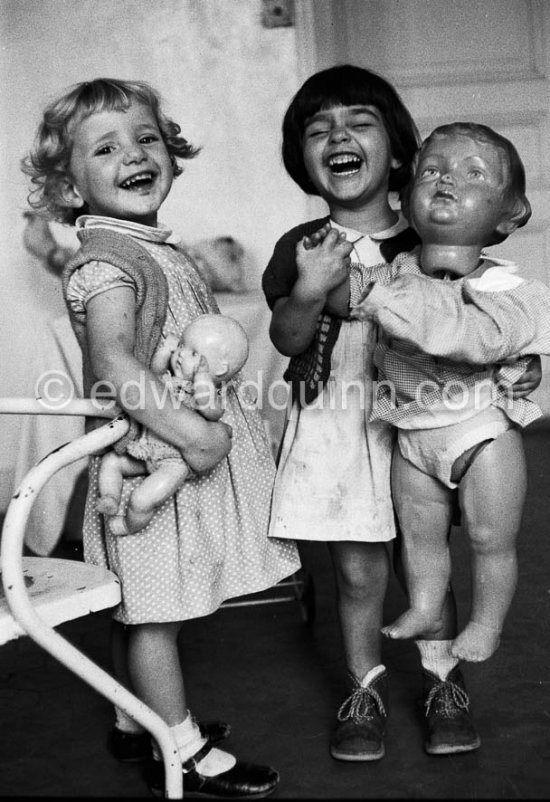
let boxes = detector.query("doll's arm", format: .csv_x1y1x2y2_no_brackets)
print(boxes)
351,273,550,364
192,356,224,421
150,333,180,376
86,286,232,473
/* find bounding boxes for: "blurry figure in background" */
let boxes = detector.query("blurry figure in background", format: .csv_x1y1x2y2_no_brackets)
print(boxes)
22,211,75,277
188,235,252,293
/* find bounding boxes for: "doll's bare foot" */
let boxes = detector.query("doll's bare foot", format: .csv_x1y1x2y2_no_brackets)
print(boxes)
108,515,130,536
96,495,120,515
451,621,501,662
382,609,442,640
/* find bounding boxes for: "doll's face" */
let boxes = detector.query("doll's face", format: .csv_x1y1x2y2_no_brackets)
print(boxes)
175,315,249,382
409,132,512,259
170,344,201,380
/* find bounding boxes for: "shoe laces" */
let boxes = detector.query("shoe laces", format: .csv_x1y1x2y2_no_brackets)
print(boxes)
424,676,470,719
337,676,386,724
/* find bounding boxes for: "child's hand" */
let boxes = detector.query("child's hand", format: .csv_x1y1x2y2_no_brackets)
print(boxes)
296,227,353,300
506,354,542,398
302,222,333,250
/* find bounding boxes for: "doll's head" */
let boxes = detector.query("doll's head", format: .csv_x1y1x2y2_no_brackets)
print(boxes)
281,64,419,197
22,78,199,225
407,122,531,255
171,315,249,383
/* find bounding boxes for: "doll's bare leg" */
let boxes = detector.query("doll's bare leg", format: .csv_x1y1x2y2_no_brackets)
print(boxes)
452,429,526,662
382,446,454,640
124,460,191,534
97,453,145,515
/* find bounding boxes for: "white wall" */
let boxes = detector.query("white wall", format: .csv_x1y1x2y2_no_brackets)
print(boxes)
0,0,308,506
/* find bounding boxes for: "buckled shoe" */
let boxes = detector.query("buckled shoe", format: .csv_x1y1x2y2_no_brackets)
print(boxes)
108,719,231,763
143,741,279,798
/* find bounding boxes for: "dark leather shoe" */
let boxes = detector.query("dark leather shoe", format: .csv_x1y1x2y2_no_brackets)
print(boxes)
108,720,231,763
422,666,481,755
330,669,388,761
144,743,279,799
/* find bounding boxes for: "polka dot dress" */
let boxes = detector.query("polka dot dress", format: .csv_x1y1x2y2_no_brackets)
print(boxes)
67,219,301,625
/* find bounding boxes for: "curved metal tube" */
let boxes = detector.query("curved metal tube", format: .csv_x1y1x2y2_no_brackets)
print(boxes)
1,406,183,798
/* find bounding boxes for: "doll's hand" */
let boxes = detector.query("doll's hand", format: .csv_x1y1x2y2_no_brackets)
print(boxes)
508,354,542,399
182,416,233,474
349,282,376,320
296,227,353,300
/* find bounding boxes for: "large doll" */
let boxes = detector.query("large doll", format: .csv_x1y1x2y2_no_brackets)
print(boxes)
97,313,249,535
351,122,550,662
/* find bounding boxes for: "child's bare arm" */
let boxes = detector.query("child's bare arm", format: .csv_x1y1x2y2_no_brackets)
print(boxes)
269,228,352,355
86,286,232,473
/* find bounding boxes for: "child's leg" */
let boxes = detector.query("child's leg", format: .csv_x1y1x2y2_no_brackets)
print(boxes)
383,447,455,640
328,540,389,679
128,622,279,792
328,540,389,761
97,453,145,514
453,429,527,662
124,461,190,534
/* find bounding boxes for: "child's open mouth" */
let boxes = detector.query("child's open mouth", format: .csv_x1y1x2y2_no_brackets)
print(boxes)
328,153,362,176
119,172,155,191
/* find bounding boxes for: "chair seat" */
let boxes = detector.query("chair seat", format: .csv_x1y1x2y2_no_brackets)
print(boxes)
0,556,120,645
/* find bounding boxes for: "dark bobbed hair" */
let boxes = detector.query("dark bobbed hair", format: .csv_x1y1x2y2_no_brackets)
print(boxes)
21,78,200,224
282,63,420,196
414,122,531,245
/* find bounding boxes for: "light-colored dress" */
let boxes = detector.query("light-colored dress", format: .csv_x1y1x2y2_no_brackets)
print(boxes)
66,216,300,625
268,216,409,543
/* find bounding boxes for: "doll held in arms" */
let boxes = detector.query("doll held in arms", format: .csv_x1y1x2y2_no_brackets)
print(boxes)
97,313,249,535
350,121,550,662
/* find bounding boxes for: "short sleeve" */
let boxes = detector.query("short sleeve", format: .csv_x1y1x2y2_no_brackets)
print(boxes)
66,260,136,316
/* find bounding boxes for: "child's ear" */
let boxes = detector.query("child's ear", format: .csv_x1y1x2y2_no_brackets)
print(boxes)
58,178,85,209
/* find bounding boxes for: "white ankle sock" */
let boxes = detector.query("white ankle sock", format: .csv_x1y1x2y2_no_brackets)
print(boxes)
416,639,458,680
153,711,236,777
359,664,386,687
114,706,145,734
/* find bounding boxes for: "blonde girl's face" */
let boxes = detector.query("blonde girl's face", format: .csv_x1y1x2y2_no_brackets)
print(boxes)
63,101,174,226
302,104,400,213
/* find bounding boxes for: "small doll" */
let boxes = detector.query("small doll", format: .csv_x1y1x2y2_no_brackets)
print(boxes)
97,314,249,535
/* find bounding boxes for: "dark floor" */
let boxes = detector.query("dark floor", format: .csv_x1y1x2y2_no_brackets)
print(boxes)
1,423,550,799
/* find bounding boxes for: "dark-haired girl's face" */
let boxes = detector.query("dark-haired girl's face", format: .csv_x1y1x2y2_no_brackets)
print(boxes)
302,103,400,215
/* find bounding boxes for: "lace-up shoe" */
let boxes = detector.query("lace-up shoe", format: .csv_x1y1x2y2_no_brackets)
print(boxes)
423,666,481,754
330,669,388,761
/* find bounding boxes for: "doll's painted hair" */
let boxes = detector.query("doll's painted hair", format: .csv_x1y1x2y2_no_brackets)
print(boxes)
21,78,199,224
413,122,531,245
282,63,420,196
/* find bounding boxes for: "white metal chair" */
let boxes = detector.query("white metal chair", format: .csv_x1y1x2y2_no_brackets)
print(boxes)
0,398,183,798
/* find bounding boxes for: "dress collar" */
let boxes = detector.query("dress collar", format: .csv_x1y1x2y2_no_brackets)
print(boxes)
329,211,409,244
75,215,182,246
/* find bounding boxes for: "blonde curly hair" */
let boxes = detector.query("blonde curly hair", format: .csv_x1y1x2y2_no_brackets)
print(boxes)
21,78,199,224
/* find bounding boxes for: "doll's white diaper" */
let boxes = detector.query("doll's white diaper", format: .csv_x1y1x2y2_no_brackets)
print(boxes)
397,405,513,489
